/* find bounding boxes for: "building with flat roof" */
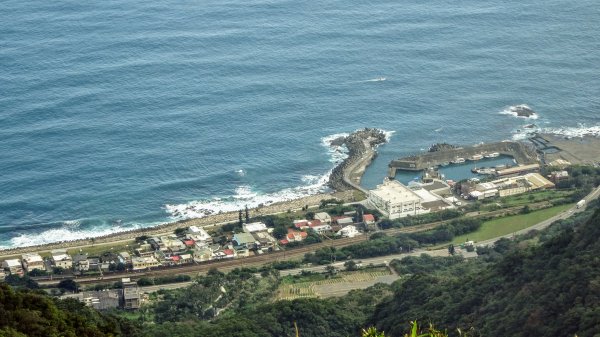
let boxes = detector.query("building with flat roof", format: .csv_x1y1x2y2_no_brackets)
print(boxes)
314,212,332,224
21,253,45,272
368,179,428,219
131,256,160,271
51,251,73,270
2,259,24,276
187,226,213,244
243,222,268,233
233,232,256,249
121,278,141,310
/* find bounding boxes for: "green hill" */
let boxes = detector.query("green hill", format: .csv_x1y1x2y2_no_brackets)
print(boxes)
371,208,600,337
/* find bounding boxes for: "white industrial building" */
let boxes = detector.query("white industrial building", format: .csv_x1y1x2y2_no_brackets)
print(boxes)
368,179,429,219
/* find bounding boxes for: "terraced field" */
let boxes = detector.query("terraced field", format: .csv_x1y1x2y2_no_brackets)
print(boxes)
277,269,397,300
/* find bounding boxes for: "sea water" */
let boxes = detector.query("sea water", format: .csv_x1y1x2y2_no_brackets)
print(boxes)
1,0,599,248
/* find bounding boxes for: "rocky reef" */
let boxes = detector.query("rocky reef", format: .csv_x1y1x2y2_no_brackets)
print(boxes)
428,143,457,152
511,104,537,118
328,128,388,191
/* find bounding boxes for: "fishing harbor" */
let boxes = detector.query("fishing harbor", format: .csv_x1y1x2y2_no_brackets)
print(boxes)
387,141,539,179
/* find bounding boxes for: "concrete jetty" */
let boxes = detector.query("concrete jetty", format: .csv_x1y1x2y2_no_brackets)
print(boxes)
388,141,538,178
328,128,387,193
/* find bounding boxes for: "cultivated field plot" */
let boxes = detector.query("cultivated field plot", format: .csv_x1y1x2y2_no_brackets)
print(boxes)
276,269,397,300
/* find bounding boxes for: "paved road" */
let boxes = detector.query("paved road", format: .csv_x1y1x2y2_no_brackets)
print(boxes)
477,185,600,247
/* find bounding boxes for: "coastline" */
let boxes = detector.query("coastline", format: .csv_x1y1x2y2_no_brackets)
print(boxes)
0,191,353,258
0,128,387,257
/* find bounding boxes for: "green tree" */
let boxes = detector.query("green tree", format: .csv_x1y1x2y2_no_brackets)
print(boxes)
58,279,79,292
448,244,455,256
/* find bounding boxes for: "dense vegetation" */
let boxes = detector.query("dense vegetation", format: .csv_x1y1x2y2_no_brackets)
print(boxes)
0,284,141,337
2,178,598,336
371,206,600,337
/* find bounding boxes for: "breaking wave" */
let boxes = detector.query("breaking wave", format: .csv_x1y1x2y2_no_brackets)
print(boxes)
0,221,145,249
542,124,600,138
499,104,539,120
165,129,393,220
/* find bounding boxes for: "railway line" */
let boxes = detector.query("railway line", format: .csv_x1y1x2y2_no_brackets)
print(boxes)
36,201,549,287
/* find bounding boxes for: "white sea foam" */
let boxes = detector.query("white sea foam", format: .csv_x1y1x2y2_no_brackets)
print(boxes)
1,222,145,249
542,124,600,138
499,104,539,120
165,129,393,220
235,169,246,177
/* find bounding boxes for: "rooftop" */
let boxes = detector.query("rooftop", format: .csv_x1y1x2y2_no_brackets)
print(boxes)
243,222,268,233
370,180,422,204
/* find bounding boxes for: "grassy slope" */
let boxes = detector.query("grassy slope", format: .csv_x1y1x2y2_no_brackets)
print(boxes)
452,203,573,244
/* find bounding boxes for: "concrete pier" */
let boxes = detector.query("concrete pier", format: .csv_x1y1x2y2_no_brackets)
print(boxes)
388,141,538,178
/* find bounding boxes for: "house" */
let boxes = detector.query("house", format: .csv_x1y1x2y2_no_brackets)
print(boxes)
285,228,308,243
243,222,268,233
314,212,332,224
336,225,360,238
160,236,187,253
72,254,90,271
550,170,569,183
233,232,256,249
131,256,160,271
293,220,310,229
21,253,45,273
187,226,212,244
311,224,332,234
51,250,73,269
2,259,23,276
88,258,101,270
252,231,277,252
212,249,233,260
368,179,429,219
135,244,155,257
118,252,132,264
335,216,354,226
193,246,213,262
80,290,121,311
363,214,375,225
121,278,141,310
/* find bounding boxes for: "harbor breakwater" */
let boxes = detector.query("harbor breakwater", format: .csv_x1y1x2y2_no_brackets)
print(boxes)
328,128,388,191
389,141,539,177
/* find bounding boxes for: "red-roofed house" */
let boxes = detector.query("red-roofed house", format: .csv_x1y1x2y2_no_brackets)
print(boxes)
171,255,181,263
308,219,322,227
222,249,235,259
294,220,309,229
286,228,308,243
279,239,290,245
363,214,375,224
183,239,195,247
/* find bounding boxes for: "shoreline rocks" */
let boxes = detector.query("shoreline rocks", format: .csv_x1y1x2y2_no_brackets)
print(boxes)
328,128,388,191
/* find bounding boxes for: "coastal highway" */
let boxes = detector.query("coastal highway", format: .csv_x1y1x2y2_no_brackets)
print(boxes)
476,185,600,247
34,200,564,287
53,186,600,293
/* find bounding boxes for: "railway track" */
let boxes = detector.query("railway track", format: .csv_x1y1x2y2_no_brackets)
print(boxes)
37,202,548,286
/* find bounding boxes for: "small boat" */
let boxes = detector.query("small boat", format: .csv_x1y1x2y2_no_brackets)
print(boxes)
468,154,484,161
451,157,465,164
440,161,450,167
485,152,500,158
473,167,496,175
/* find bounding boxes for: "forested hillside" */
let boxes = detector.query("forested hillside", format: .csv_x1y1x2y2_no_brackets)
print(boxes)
372,207,600,337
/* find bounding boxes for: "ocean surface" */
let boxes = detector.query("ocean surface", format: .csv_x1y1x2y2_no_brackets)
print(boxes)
1,0,599,248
